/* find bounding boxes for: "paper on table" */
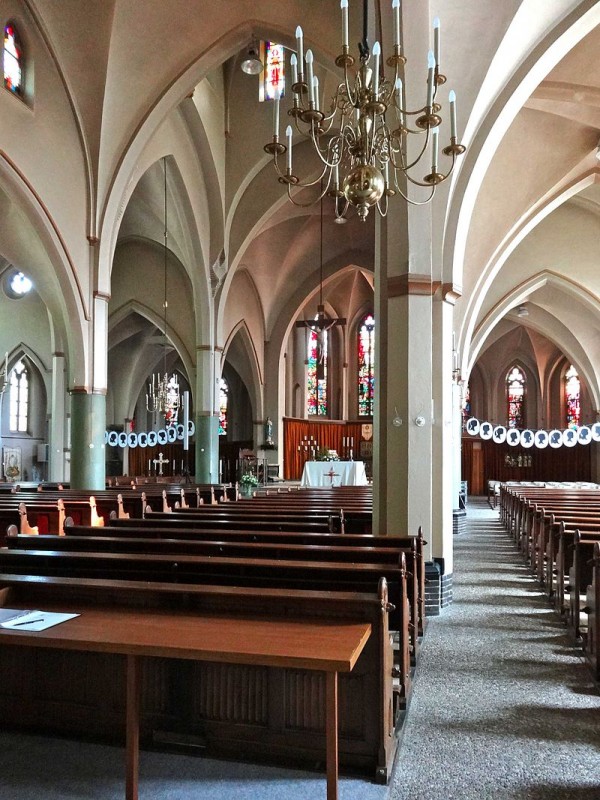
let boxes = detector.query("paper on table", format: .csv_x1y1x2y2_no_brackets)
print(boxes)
0,609,80,631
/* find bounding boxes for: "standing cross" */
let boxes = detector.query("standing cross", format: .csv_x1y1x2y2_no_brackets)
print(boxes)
324,466,339,486
153,452,168,476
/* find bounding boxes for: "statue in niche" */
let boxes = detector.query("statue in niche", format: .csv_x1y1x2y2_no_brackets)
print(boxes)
265,417,274,446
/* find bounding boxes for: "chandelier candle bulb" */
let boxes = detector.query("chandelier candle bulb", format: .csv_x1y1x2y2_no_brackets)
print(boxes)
372,41,381,99
341,0,349,48
313,76,320,111
290,53,298,89
392,0,400,49
431,129,438,171
306,50,314,103
449,89,457,139
426,50,435,108
273,94,280,138
296,27,304,79
286,125,293,171
433,17,440,66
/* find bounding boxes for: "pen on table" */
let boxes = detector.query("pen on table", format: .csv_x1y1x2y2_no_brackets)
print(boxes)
12,618,44,626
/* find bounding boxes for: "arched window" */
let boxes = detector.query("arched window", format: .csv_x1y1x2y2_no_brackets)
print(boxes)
260,41,285,101
506,366,525,429
307,327,327,416
565,364,581,429
358,314,375,417
218,378,228,436
3,23,23,96
9,359,28,432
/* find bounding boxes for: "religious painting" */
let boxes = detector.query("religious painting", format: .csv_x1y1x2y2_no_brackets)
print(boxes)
3,446,21,482
360,440,373,459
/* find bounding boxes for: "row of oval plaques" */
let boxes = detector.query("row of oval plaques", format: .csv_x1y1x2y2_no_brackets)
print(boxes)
465,418,600,449
105,421,196,449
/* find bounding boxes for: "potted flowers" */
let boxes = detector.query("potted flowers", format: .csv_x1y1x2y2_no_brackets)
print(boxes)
239,472,259,497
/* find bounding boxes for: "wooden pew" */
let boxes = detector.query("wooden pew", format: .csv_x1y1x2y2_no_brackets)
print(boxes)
0,546,412,702
584,542,600,681
0,573,399,784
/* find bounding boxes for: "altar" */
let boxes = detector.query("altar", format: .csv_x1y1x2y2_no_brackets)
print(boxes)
300,460,369,487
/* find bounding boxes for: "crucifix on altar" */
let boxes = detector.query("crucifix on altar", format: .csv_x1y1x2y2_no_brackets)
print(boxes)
152,452,168,476
324,466,340,486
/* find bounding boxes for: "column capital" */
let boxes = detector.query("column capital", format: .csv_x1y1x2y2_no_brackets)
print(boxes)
441,283,462,305
388,274,441,297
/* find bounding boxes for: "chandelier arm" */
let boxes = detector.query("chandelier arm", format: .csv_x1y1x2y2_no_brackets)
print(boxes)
389,126,431,173
376,190,389,217
391,183,436,205
308,125,342,168
404,171,443,189
285,177,331,208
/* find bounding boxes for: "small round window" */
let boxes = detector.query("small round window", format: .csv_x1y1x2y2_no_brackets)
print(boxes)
4,271,33,299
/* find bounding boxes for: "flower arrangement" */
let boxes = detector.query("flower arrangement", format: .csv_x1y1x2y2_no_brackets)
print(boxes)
5,464,19,480
240,472,259,487
315,448,340,462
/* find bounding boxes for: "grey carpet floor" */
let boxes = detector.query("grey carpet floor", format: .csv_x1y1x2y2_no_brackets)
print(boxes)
0,498,598,799
389,497,600,800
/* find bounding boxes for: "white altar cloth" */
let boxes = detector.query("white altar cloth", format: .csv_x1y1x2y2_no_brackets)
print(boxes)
300,461,368,487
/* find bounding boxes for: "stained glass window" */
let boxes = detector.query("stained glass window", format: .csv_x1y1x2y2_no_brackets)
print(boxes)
461,383,471,430
9,359,28,432
565,364,580,429
260,41,285,101
3,24,22,96
358,314,375,416
218,378,228,436
506,366,525,429
307,328,327,416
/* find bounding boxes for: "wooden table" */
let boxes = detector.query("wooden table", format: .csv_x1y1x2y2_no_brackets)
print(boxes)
0,607,371,800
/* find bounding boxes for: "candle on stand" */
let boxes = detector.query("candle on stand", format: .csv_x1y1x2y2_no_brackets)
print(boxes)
172,460,175,471
148,459,150,473
181,460,183,471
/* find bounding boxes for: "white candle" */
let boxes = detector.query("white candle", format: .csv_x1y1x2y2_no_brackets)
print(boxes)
296,26,304,78
173,460,175,471
341,0,349,48
432,128,438,172
148,459,151,472
273,93,280,138
426,50,435,108
372,42,381,99
290,53,298,87
392,0,401,49
433,17,440,66
286,125,293,171
449,89,457,139
313,75,320,111
334,161,339,187
306,50,314,103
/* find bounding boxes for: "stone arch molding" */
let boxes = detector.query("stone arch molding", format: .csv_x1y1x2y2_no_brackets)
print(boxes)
221,320,263,423
468,272,600,412
98,20,289,298
459,169,599,374
109,298,194,408
444,1,600,288
0,152,87,386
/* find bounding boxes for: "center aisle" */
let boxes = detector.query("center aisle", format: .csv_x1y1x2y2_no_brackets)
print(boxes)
389,497,600,800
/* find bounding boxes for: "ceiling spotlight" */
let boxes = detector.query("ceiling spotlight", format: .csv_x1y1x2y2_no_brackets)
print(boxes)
241,43,263,75
516,304,529,318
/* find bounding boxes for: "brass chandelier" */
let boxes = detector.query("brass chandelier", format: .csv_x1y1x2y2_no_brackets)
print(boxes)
263,0,465,221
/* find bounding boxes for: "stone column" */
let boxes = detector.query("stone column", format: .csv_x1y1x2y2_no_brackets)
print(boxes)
194,344,220,483
373,194,435,546
70,391,106,489
49,352,66,482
